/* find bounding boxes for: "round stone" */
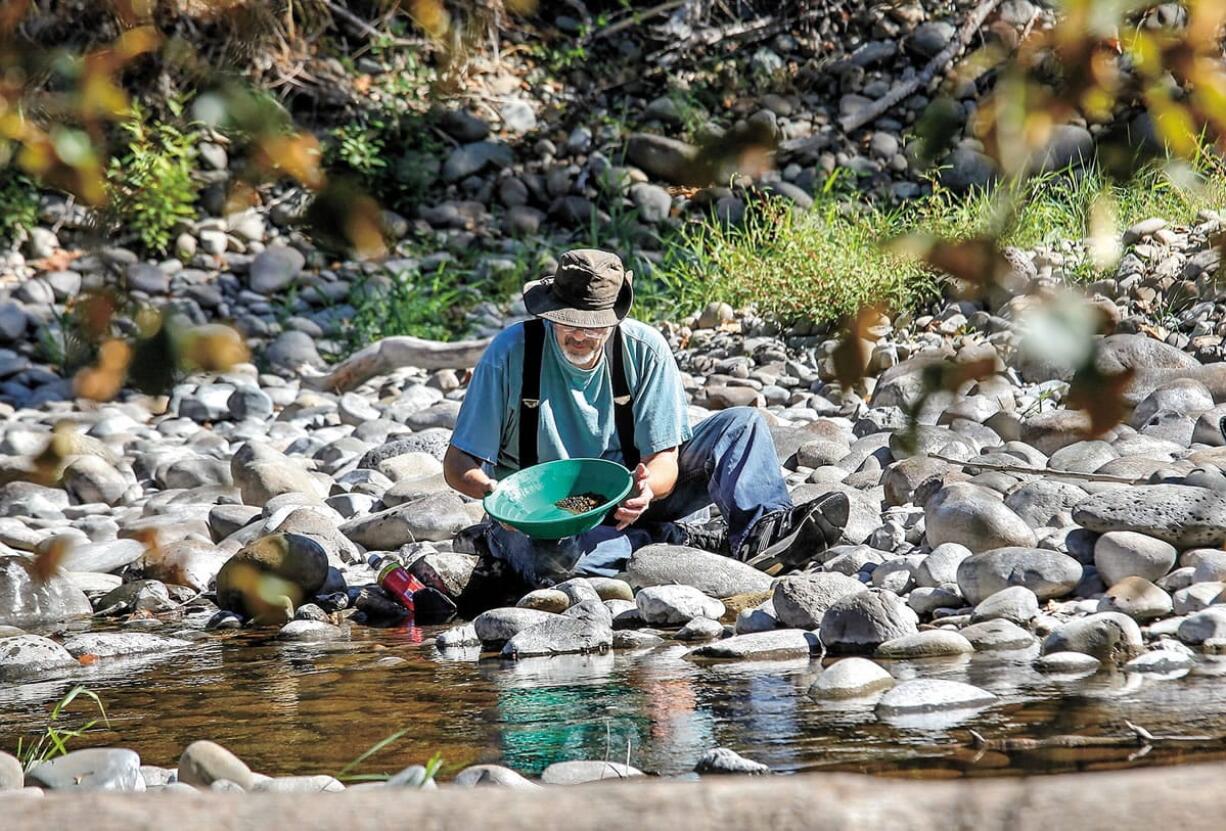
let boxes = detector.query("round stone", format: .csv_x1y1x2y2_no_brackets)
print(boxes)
1094,531,1177,586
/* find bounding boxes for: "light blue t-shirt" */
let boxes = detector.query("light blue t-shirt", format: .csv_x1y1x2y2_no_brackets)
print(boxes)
451,318,692,477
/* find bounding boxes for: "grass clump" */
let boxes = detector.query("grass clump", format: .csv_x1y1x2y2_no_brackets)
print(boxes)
647,157,1226,327
106,100,199,253
647,195,939,328
14,685,110,772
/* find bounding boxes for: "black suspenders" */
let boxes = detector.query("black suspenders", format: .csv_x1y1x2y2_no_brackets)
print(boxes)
610,327,641,470
518,319,546,470
518,320,640,471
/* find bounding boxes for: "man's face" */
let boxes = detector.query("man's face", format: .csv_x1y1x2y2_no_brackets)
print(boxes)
553,322,613,367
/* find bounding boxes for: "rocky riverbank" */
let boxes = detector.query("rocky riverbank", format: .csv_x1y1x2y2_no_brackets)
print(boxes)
5,199,1226,791
5,0,1226,798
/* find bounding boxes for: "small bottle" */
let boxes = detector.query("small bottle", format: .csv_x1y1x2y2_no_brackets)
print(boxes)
368,554,427,615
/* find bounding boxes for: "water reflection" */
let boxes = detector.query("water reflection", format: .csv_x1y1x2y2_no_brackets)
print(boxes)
4,620,1226,779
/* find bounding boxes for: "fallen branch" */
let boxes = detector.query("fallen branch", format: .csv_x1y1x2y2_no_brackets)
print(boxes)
927,451,1152,485
837,0,1005,134
589,0,687,41
968,721,1221,751
301,335,492,393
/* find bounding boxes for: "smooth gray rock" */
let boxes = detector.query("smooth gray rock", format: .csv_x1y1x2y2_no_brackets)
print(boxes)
694,748,770,775
501,617,612,658
809,656,894,699
1005,480,1088,528
0,634,76,677
915,543,972,587
1074,485,1226,548
956,547,1083,605
675,616,724,641
251,775,344,793
177,741,257,790
341,493,476,546
248,246,304,294
540,760,642,785
1036,651,1101,673
435,622,481,649
472,608,558,643
452,764,541,789
1125,649,1193,673
61,456,128,506
278,620,343,642
958,619,1036,651
61,632,190,658
626,545,771,598
876,679,996,714
1098,576,1173,621
27,749,143,791
61,539,144,574
819,590,919,653
1094,531,1178,585
0,556,92,627
686,629,816,660
1042,612,1143,661
876,629,973,658
970,586,1039,624
636,585,724,625
925,483,1037,553
0,750,22,790
771,571,866,629
1177,607,1226,645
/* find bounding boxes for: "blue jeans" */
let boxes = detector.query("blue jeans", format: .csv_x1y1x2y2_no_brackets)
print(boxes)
481,407,792,585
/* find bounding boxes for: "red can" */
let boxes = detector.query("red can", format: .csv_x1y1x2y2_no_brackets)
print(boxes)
368,555,427,615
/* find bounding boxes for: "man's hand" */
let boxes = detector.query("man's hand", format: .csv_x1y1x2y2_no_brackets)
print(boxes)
615,463,653,530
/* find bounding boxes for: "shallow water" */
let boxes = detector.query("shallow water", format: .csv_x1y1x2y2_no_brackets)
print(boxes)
3,622,1226,781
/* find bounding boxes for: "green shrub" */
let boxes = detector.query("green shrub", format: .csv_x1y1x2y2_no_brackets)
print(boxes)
348,265,472,345
0,168,39,246
106,101,200,253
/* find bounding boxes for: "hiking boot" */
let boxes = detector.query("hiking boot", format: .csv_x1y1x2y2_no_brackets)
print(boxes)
679,521,731,556
737,492,849,573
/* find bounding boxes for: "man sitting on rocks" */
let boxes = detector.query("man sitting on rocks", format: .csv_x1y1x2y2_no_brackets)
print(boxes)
443,248,848,586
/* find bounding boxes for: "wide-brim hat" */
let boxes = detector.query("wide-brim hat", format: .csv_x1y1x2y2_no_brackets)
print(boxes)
522,248,633,328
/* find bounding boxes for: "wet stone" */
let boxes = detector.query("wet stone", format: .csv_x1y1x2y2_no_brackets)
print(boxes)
27,748,143,792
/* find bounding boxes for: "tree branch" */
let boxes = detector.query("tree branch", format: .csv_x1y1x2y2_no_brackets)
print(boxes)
837,0,1006,134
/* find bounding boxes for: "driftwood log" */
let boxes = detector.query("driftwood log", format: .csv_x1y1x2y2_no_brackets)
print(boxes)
301,335,492,393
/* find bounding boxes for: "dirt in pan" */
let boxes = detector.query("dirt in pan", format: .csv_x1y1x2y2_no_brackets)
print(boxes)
554,493,609,515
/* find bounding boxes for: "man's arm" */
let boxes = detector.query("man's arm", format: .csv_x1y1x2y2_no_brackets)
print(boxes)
444,445,497,500
614,446,678,530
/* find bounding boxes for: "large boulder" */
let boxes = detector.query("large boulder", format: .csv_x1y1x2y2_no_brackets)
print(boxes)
340,493,478,547
956,547,1083,605
626,545,771,598
1074,485,1226,548
0,555,92,628
215,533,329,624
924,483,1037,552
